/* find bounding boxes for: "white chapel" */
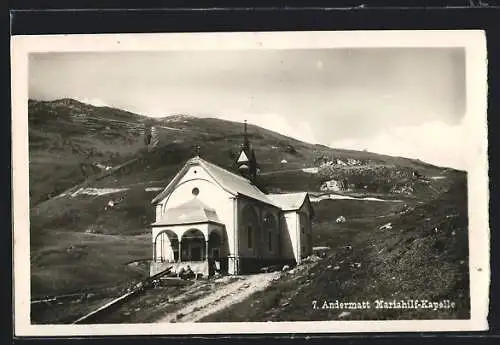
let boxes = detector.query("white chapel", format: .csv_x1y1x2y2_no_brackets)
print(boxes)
150,121,313,277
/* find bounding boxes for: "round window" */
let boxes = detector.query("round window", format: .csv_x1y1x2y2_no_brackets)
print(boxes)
192,187,200,196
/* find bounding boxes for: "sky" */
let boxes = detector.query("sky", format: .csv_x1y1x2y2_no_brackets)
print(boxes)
29,48,467,169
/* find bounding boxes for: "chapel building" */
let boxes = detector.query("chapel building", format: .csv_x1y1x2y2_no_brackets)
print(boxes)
150,121,313,277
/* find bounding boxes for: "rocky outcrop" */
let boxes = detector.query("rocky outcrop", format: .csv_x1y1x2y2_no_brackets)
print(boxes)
320,179,347,192
390,183,415,195
318,164,422,195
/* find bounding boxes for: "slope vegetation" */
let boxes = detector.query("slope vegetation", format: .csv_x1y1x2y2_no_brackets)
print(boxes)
203,172,469,321
27,99,468,322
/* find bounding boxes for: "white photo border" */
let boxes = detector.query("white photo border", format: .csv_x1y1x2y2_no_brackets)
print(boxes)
11,30,490,336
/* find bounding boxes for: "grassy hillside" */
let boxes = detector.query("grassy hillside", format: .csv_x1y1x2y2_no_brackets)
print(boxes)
28,99,148,206
29,98,449,240
27,99,468,322
203,171,469,321
28,98,445,207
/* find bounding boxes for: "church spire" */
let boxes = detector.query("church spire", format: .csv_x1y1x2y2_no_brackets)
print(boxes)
242,120,250,152
237,120,258,182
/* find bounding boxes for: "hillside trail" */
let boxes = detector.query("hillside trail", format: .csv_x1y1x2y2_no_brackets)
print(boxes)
156,272,280,323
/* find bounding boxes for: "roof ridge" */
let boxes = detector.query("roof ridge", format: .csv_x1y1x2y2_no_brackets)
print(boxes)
152,156,278,208
198,157,252,183
199,157,279,207
266,192,309,211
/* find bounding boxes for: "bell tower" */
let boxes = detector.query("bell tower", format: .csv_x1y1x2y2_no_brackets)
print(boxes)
237,120,258,182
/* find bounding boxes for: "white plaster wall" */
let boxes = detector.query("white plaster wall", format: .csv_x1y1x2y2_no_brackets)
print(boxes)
208,223,229,257
279,213,294,260
156,165,236,255
155,204,162,222
154,231,176,262
282,211,299,262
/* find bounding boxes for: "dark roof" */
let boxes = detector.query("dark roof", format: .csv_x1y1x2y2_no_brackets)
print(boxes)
151,156,277,207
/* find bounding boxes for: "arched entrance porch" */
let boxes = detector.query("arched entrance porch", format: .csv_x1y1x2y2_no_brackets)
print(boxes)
151,223,228,277
180,228,205,262
154,230,179,263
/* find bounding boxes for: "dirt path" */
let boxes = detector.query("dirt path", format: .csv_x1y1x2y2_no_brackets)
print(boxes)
156,272,281,323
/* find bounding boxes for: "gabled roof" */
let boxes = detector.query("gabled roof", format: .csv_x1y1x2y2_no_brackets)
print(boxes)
151,197,221,227
267,192,311,212
151,156,277,207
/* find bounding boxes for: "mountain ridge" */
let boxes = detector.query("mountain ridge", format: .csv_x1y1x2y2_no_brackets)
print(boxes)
28,98,455,206
28,97,457,170
27,98,468,323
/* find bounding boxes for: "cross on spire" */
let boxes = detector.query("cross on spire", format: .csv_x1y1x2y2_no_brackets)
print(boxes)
235,120,259,183
242,120,250,152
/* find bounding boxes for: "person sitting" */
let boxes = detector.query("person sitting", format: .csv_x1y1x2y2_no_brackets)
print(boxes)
178,265,195,280
184,265,195,279
177,267,186,279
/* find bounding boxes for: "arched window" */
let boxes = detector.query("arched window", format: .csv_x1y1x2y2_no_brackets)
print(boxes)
247,225,253,249
264,213,277,253
242,205,259,250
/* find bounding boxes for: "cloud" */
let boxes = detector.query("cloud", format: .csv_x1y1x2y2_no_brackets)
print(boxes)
216,112,319,145
74,97,111,108
330,120,468,170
